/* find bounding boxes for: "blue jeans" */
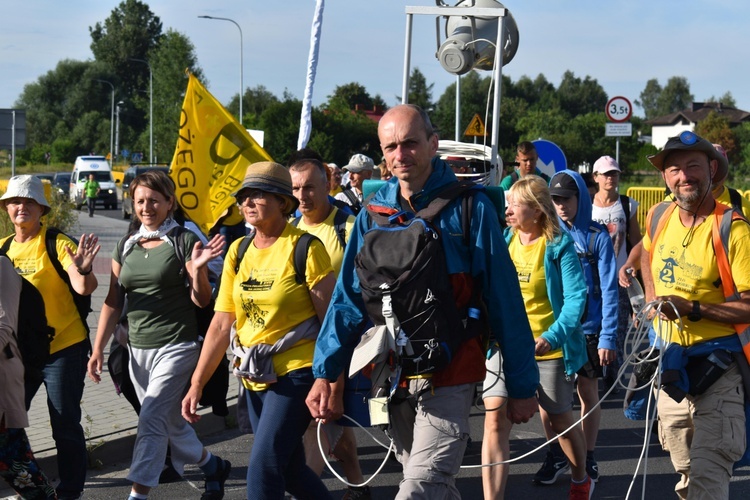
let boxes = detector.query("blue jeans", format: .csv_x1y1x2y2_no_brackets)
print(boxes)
25,340,88,497
245,368,332,500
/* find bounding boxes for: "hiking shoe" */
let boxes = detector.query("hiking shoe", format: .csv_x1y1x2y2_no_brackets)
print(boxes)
533,451,570,485
569,475,595,500
586,456,599,483
341,485,372,500
201,458,231,500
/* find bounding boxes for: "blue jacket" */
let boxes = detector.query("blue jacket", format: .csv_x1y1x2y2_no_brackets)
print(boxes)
313,158,540,399
504,227,588,377
551,170,618,351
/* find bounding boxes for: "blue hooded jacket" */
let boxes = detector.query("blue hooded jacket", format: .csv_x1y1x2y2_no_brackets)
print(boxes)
550,170,619,352
503,228,588,377
312,158,540,399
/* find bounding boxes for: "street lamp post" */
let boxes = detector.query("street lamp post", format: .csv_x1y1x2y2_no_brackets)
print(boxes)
115,101,125,160
198,15,244,126
94,79,115,167
130,58,153,164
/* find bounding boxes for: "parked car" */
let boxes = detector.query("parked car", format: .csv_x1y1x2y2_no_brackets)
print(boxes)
33,172,56,183
53,172,72,198
121,164,170,219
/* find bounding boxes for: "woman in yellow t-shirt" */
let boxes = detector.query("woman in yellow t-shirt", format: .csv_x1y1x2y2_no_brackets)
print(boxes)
0,174,99,499
481,176,590,498
183,162,336,500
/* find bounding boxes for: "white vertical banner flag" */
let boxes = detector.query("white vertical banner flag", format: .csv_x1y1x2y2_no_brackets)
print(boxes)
297,0,325,150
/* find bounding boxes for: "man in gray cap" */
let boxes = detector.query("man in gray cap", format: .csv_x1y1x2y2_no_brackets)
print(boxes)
334,154,374,214
641,131,750,499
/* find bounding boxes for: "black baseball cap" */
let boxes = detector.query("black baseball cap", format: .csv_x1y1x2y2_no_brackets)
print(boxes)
548,173,578,198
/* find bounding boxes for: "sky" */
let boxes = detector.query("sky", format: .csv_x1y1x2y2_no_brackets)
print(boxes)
3,0,750,119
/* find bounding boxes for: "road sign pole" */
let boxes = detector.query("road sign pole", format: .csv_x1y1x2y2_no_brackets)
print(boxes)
11,110,16,177
616,137,620,165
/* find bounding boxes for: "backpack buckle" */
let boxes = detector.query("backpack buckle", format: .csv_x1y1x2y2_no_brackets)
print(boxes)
382,290,393,317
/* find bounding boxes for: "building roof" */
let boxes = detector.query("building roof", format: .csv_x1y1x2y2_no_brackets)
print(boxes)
648,101,750,126
354,104,386,123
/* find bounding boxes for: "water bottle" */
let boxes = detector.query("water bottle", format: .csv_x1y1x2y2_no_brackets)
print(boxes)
625,268,645,314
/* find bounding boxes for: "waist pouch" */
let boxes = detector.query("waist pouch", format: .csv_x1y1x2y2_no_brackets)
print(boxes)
686,349,734,396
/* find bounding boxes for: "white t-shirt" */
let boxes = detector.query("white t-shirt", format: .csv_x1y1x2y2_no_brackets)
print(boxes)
591,196,638,271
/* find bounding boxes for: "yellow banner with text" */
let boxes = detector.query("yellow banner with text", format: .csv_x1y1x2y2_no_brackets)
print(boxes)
170,73,272,235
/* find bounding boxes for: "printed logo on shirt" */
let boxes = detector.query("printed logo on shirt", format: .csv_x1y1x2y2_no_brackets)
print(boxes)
240,269,275,292
656,244,703,295
241,296,268,330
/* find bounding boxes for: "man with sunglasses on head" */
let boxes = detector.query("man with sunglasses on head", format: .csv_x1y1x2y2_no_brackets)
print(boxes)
640,131,750,500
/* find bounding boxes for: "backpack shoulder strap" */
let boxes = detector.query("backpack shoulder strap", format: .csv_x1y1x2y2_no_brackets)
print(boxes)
45,227,71,285
587,227,601,297
167,226,189,279
0,234,12,255
291,216,301,227
332,207,349,248
342,188,360,208
416,180,476,222
233,233,255,274
646,202,676,268
511,171,519,183
728,187,743,212
293,232,319,286
710,204,750,363
620,194,631,222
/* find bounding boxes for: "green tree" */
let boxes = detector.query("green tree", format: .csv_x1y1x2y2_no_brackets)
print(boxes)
556,71,608,117
695,111,736,162
148,29,203,163
635,78,663,120
228,85,280,124
432,70,493,140
658,76,693,117
90,0,163,158
90,0,163,99
705,91,737,108
402,67,434,111
14,60,116,162
327,82,375,110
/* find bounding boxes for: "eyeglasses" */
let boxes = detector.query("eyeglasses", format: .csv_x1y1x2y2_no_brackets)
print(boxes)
237,189,266,205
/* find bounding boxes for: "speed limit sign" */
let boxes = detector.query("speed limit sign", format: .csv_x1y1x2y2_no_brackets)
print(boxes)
605,96,632,123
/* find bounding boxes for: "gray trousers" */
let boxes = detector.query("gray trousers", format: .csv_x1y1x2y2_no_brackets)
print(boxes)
388,379,474,500
127,341,204,487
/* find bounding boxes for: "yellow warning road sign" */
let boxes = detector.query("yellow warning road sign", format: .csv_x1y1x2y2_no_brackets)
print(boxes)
464,114,487,137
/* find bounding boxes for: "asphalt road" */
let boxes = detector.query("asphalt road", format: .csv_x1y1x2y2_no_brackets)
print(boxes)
64,380,750,499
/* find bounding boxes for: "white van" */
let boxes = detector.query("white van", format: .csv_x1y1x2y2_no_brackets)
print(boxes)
70,156,119,209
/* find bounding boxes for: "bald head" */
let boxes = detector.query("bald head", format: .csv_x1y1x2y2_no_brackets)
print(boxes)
378,105,439,194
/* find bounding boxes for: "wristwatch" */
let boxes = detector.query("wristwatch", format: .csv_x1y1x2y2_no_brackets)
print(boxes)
687,300,702,322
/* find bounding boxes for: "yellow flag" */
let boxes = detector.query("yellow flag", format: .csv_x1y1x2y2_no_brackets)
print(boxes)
170,73,273,235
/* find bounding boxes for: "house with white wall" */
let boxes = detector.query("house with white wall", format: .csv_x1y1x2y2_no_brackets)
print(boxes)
648,102,750,148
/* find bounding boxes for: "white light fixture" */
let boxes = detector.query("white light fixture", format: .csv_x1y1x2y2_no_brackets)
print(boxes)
436,0,519,75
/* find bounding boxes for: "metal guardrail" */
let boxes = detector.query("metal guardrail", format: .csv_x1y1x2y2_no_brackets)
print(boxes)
626,187,666,234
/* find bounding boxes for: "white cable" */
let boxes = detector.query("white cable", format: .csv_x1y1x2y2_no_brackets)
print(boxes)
316,414,394,488
321,300,685,491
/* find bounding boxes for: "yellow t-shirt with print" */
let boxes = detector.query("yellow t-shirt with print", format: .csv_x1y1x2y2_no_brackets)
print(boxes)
508,235,562,361
296,206,355,277
643,206,750,346
216,223,333,390
1,228,87,354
